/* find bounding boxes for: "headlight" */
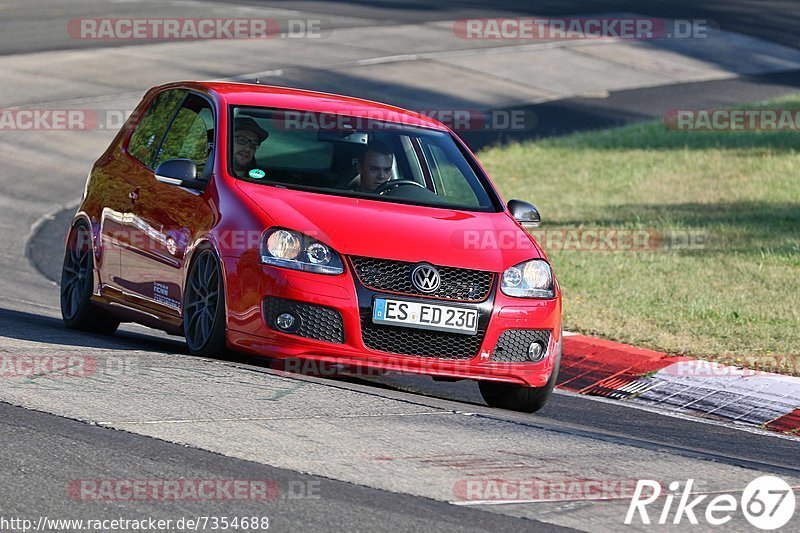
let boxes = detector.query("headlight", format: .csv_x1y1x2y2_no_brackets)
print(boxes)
500,260,554,298
261,228,344,275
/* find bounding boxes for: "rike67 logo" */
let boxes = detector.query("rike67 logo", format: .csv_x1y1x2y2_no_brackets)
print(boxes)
626,476,796,530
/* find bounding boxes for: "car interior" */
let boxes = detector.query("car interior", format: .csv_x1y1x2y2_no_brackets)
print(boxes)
230,108,491,209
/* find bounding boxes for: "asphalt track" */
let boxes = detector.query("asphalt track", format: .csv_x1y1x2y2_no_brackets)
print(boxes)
1,402,563,532
1,1,799,531
3,0,799,55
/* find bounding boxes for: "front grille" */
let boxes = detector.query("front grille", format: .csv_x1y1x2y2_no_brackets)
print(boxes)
350,256,494,302
264,297,344,344
492,329,551,363
360,314,485,360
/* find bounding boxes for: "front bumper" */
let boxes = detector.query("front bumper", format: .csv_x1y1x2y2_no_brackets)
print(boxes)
223,258,562,387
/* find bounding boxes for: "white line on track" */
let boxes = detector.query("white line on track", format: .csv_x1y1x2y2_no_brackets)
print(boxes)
97,411,452,425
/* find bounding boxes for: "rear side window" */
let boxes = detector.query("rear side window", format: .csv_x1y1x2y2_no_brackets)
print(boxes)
154,94,215,177
128,89,187,167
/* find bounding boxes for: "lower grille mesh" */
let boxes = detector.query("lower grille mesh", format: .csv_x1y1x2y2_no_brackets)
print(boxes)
264,297,344,344
492,329,551,362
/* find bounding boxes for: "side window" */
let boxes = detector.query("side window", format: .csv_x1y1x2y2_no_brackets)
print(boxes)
128,89,187,167
154,94,214,176
424,142,481,207
260,127,332,171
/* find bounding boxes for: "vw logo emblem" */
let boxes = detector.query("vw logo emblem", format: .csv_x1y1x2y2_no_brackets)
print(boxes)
411,263,441,293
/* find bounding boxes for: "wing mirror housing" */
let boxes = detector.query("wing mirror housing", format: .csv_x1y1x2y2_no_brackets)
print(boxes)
155,159,203,190
507,199,541,229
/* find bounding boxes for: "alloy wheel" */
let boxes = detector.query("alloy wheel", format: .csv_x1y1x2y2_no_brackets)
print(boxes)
61,225,92,320
184,250,221,351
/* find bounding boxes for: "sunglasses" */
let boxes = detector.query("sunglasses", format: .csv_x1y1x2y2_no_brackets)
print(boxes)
235,135,261,150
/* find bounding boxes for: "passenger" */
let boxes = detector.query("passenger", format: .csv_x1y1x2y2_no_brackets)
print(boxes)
232,117,269,178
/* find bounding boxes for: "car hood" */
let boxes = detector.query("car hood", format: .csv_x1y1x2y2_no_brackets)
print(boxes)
236,181,542,272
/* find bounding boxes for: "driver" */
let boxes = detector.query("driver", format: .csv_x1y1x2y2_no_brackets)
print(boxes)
349,141,394,193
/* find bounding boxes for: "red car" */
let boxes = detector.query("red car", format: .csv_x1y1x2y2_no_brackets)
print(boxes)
61,81,562,412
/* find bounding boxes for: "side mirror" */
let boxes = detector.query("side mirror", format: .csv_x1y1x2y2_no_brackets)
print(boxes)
507,199,541,229
155,159,203,190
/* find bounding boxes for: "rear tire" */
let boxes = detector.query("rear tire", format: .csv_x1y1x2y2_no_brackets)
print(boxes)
183,248,227,356
60,222,120,335
479,334,561,413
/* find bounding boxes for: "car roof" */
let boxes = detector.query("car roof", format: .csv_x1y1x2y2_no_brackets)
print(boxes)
157,81,449,131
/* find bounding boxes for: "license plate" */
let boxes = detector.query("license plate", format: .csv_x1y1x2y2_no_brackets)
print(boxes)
372,298,478,335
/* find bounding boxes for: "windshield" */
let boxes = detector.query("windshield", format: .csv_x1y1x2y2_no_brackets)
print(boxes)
228,106,500,211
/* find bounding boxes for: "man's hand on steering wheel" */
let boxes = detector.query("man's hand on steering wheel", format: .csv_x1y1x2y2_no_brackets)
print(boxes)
374,179,427,195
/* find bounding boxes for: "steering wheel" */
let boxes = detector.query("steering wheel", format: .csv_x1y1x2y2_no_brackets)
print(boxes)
375,179,427,195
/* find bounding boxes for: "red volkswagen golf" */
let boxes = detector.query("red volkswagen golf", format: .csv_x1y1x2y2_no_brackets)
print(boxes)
61,81,562,412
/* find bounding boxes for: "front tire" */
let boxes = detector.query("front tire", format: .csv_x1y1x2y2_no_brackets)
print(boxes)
60,222,120,334
479,336,561,413
183,248,227,356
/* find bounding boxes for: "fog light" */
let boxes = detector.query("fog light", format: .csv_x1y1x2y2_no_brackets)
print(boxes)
527,341,545,362
276,313,296,331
